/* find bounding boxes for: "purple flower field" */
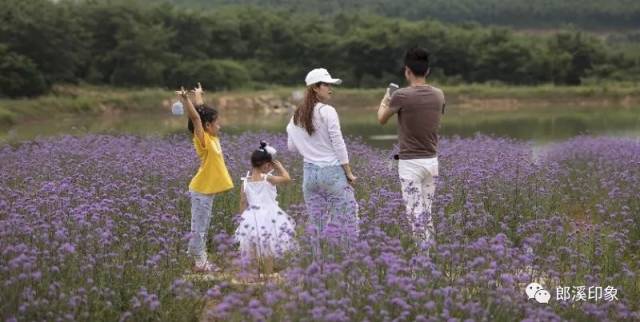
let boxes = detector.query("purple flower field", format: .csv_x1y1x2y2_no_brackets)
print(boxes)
1,133,639,321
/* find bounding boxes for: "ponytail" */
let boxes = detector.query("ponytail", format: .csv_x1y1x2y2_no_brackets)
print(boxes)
293,85,320,135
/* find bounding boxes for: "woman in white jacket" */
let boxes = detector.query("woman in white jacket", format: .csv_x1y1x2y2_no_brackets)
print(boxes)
286,68,359,238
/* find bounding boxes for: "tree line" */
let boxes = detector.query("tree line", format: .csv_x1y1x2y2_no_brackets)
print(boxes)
1,0,639,97
163,0,640,30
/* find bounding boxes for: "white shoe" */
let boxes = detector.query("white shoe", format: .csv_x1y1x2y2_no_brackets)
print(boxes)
192,260,219,274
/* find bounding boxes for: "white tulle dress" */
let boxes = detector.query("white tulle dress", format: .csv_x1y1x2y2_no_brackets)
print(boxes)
234,172,295,258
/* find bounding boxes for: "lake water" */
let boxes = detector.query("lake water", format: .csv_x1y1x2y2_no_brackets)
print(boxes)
2,103,640,148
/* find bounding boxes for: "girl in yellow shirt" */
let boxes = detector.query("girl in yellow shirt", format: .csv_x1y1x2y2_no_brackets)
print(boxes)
176,83,233,273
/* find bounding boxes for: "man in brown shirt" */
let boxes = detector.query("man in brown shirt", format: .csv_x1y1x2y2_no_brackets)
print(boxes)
377,47,445,247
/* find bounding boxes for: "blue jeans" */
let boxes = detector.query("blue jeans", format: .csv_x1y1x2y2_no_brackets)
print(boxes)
188,191,215,263
302,163,359,236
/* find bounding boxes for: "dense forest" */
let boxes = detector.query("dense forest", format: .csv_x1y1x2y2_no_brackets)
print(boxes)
1,0,639,97
160,0,640,30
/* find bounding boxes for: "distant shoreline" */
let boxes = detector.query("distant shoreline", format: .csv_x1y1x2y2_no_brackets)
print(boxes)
2,83,639,128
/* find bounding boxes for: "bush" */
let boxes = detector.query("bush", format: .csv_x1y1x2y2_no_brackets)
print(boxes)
0,46,48,97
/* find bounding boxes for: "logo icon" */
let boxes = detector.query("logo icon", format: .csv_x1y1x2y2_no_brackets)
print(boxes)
526,282,550,304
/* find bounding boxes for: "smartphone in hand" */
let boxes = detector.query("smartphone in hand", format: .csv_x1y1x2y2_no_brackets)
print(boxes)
387,83,399,96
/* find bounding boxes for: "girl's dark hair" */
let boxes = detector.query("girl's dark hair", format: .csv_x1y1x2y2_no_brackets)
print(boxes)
293,85,320,135
404,46,430,77
188,104,218,134
251,141,273,167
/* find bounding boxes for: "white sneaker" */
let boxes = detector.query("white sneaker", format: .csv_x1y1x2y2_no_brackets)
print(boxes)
192,260,219,274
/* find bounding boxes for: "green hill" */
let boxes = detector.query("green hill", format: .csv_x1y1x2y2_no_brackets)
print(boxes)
1,0,639,98
156,0,640,30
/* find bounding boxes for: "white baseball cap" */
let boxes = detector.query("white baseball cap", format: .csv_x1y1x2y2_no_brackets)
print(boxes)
304,68,342,86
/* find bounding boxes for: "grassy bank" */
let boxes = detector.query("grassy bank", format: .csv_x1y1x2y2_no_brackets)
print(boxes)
2,83,640,127
0,86,168,127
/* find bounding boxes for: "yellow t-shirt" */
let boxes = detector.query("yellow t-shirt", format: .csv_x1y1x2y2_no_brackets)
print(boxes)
189,133,234,194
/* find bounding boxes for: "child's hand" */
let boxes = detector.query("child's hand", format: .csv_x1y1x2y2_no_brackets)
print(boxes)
193,82,204,95
193,82,205,105
175,86,189,98
267,160,292,184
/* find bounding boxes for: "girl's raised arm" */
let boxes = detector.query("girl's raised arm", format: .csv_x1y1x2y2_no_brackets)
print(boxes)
267,160,292,185
193,82,205,106
176,87,205,147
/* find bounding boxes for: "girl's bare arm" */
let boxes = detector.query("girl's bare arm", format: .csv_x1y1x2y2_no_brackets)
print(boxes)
239,187,248,213
193,82,205,106
176,87,205,147
267,160,292,185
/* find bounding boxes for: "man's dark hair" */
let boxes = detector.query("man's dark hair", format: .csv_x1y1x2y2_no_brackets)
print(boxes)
188,104,218,134
404,47,430,77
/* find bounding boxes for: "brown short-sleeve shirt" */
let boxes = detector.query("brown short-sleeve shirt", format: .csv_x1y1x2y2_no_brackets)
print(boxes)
389,85,445,159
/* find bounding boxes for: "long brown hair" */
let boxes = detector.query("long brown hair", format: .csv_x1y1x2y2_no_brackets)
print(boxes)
293,85,320,135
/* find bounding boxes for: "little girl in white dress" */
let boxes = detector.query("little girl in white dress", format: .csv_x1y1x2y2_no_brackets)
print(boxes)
235,142,296,260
